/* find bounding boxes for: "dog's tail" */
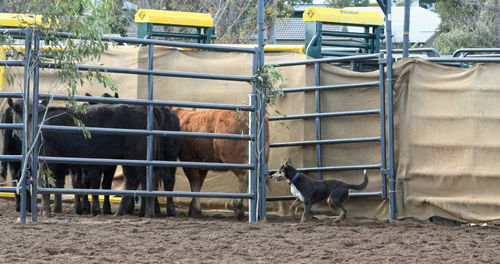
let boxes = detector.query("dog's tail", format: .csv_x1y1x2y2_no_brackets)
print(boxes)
347,170,368,190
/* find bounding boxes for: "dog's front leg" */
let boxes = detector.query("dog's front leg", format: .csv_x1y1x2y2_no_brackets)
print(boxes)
289,198,300,218
300,202,312,223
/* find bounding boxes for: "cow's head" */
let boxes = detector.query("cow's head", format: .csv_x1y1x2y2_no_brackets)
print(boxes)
7,98,48,140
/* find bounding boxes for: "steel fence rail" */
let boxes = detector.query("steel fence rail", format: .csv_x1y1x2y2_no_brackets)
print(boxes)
36,94,255,111
0,155,22,162
270,136,381,148
280,81,380,93
427,57,500,63
0,92,24,98
0,29,24,34
0,124,23,129
268,109,380,121
271,53,380,67
0,60,24,66
266,191,384,201
41,125,254,141
53,32,257,53
39,62,253,82
268,164,382,174
37,187,256,199
0,187,17,193
452,48,500,57
38,156,255,170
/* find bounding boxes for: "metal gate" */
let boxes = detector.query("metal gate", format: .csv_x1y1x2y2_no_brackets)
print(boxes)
265,53,396,219
0,28,267,223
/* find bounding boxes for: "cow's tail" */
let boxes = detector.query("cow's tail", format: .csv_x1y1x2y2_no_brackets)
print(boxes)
347,170,368,190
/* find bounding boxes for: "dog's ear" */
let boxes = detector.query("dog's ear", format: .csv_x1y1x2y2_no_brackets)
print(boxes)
286,158,292,166
85,92,92,97
7,98,23,115
113,92,119,98
7,98,14,109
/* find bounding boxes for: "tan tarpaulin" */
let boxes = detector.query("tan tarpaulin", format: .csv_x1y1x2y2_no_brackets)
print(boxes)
3,46,500,222
393,58,500,222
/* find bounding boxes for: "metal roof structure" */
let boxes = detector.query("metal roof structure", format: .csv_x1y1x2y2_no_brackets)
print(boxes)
275,17,347,41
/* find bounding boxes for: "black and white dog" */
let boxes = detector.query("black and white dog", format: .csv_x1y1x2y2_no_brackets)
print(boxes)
269,158,368,223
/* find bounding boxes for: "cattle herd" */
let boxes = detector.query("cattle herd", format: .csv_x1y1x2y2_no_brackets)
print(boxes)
1,93,264,220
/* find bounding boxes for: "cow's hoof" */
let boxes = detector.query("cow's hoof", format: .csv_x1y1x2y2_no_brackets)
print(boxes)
42,211,53,217
82,207,91,215
92,207,101,217
103,206,112,215
75,207,83,215
234,209,245,221
233,199,245,220
187,207,202,218
166,206,176,217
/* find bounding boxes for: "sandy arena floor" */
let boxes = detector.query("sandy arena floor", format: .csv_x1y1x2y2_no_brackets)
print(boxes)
1,198,500,263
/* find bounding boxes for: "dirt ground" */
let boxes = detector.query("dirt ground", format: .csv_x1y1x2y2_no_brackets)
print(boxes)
1,198,500,264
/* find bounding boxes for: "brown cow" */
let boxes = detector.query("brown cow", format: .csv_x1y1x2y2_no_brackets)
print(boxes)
173,108,269,220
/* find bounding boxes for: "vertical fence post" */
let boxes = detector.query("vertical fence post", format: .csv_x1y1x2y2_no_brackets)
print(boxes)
248,48,258,223
403,0,410,58
379,52,387,199
146,43,154,216
257,0,267,221
31,30,40,223
20,27,32,224
385,0,396,221
258,78,267,221
314,62,322,180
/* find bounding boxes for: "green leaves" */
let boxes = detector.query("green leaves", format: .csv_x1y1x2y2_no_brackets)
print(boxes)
434,0,498,54
29,0,118,95
40,168,56,187
253,64,284,107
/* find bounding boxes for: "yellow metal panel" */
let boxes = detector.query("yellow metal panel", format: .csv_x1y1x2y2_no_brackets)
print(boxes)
135,9,213,27
210,44,305,53
0,12,49,28
303,7,383,26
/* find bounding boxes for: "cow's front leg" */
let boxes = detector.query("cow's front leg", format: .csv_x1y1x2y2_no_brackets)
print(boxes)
233,171,248,220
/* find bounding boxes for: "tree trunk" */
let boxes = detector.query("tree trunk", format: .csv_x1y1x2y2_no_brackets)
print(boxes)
265,0,277,44
495,0,500,47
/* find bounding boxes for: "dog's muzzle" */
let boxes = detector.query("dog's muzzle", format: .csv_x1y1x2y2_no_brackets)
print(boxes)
269,171,284,182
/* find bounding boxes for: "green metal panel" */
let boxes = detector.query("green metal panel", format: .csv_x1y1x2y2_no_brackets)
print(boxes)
305,21,322,58
137,23,150,39
136,22,215,44
304,19,383,58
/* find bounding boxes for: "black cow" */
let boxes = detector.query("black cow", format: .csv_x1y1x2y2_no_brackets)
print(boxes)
1,99,48,212
70,92,119,216
8,99,180,218
1,105,26,212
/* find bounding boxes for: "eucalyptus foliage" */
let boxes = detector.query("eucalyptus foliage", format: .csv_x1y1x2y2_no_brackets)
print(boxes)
434,0,499,54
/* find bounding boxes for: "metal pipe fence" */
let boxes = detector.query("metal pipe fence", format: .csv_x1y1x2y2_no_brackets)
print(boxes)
266,52,392,214
0,27,265,223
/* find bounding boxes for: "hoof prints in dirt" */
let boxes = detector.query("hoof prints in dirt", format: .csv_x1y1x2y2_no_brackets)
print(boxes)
1,199,500,263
